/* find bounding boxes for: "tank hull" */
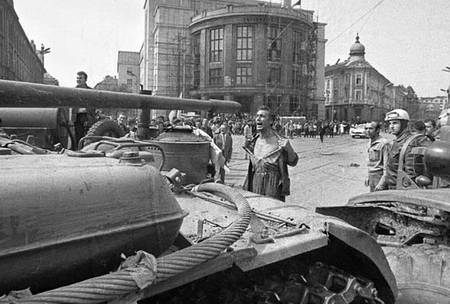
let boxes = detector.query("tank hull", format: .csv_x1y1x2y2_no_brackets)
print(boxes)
0,155,186,294
0,217,183,293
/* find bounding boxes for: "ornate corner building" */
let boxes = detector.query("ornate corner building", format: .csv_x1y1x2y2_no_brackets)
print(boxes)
141,0,326,119
325,35,420,123
0,0,45,83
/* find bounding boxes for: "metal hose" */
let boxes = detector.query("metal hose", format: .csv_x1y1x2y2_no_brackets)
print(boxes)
16,183,252,304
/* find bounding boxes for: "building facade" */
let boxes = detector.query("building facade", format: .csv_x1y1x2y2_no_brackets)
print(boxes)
141,0,325,118
189,4,325,117
325,35,420,123
117,51,140,93
0,0,45,83
325,36,391,122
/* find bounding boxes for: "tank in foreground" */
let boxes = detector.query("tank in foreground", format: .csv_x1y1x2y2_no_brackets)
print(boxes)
0,152,397,304
0,80,397,303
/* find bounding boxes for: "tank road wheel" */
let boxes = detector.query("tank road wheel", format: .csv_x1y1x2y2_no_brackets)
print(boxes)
86,119,126,138
384,244,450,304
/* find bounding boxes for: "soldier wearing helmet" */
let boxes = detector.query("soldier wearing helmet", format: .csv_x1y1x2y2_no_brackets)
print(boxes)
376,109,431,190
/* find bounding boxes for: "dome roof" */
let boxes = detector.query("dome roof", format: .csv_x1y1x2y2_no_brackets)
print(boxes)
349,34,365,56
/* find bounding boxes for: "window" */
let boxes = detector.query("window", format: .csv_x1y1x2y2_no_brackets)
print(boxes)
236,25,253,61
127,79,133,87
334,89,339,98
289,96,299,113
292,31,302,64
292,68,302,88
356,74,362,85
267,66,281,84
209,68,223,86
267,26,282,61
355,90,362,101
236,66,252,86
209,28,223,62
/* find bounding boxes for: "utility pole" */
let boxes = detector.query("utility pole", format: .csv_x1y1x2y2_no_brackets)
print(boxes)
443,66,450,106
177,32,181,97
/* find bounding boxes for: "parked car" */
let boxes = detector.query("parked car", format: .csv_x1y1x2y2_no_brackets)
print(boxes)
350,124,367,138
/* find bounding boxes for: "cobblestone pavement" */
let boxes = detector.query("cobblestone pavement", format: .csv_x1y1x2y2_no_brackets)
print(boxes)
225,134,371,209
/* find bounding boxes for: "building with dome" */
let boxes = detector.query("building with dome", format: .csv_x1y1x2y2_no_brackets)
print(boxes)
324,35,393,122
325,35,420,122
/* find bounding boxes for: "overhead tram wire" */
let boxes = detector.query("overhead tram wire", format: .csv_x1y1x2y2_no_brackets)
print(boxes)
327,0,386,46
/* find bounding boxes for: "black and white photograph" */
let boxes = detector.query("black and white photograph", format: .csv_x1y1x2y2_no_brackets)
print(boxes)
0,0,449,303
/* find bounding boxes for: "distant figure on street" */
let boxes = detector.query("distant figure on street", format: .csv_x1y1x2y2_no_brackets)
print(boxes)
213,123,233,183
318,122,326,143
364,121,390,192
244,106,298,201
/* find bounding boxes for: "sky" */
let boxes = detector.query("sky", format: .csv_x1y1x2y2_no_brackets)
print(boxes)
13,0,450,97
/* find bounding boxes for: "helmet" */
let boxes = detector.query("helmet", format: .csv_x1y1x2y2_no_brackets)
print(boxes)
385,109,410,121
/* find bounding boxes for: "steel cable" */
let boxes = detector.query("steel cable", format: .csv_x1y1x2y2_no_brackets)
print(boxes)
16,183,252,304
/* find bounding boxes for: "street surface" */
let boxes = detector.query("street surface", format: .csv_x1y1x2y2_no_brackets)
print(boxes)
226,134,371,209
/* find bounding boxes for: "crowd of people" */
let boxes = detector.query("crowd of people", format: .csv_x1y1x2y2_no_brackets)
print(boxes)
75,72,449,200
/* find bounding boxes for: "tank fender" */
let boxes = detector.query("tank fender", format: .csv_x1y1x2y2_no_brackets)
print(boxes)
347,189,450,212
325,220,398,303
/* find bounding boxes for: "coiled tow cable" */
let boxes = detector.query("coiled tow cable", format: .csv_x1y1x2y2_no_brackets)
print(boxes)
15,183,252,304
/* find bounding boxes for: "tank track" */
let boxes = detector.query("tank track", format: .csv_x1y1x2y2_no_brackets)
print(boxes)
146,262,383,304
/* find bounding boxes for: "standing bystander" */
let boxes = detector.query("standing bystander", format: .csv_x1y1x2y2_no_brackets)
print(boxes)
117,113,129,133
213,124,233,182
243,120,253,160
424,119,437,141
365,121,390,192
243,106,298,201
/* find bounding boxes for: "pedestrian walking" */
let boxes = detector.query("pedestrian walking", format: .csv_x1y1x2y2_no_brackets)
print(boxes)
319,123,326,143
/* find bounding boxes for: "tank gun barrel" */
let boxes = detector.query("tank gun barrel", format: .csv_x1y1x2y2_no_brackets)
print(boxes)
0,80,240,113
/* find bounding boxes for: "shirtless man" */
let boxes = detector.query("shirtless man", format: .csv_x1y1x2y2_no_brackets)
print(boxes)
244,106,298,201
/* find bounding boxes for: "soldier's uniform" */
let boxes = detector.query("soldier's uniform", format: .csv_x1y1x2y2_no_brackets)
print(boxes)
384,130,431,189
367,136,390,192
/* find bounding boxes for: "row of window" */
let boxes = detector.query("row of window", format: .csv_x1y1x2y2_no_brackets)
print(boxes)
206,66,308,87
326,74,364,90
207,25,309,63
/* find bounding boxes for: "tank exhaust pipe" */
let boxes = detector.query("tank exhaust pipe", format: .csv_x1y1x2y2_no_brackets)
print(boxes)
0,80,241,113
